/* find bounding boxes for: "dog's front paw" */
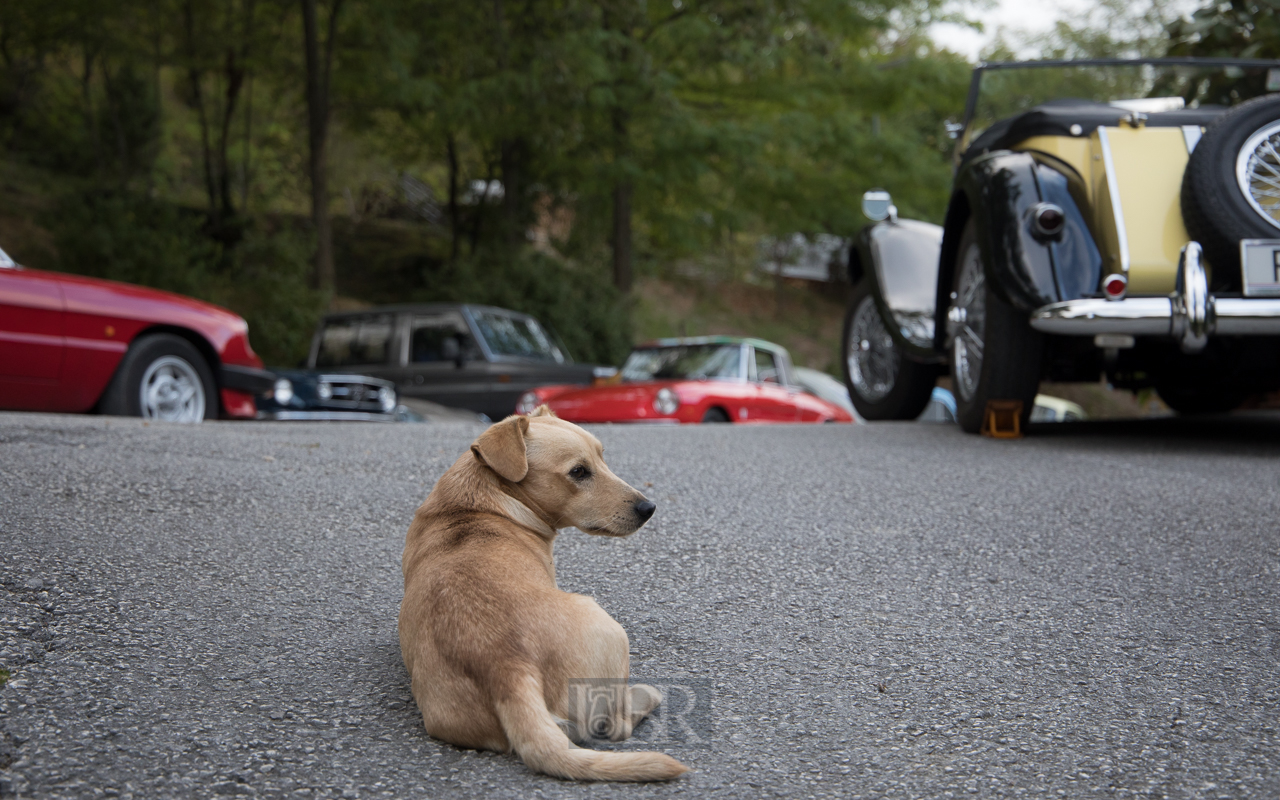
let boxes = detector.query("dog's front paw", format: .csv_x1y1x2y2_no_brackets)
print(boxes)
629,683,663,718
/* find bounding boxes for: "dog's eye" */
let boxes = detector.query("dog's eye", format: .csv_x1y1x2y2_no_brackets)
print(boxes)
568,465,590,481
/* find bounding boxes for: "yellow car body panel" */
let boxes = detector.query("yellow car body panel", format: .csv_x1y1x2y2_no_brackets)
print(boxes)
1017,127,1195,295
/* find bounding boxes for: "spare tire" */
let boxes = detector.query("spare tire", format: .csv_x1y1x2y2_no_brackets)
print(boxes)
1181,94,1280,291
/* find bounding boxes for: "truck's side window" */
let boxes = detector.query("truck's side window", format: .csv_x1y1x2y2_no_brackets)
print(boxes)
410,313,477,363
316,314,394,367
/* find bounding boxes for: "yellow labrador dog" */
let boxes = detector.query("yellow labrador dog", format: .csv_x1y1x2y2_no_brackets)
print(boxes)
399,407,688,781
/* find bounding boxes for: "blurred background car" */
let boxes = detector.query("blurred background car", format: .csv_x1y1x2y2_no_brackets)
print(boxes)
1028,394,1088,423
0,245,273,422
256,369,401,421
918,387,959,423
918,388,1088,424
305,303,613,420
791,366,862,420
516,336,853,424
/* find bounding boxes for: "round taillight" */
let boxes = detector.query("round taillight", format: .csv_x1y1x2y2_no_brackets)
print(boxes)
1031,203,1065,237
1102,273,1128,300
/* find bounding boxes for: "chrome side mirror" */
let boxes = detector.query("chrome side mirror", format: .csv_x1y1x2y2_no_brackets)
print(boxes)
862,190,896,222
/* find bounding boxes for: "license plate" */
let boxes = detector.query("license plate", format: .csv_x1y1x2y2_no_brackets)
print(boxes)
1241,239,1280,297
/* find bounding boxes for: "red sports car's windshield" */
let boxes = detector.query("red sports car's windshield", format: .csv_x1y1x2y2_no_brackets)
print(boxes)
621,345,742,382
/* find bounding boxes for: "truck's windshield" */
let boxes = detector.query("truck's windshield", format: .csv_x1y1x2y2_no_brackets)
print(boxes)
470,309,570,363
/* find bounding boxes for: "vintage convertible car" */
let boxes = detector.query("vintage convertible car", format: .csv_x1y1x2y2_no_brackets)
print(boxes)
843,57,1280,432
516,336,854,424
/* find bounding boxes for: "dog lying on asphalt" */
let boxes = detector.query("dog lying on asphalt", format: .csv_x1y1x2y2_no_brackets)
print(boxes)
398,407,688,781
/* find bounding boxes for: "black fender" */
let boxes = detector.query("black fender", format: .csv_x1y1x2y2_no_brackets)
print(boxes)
933,151,1102,349
852,218,945,362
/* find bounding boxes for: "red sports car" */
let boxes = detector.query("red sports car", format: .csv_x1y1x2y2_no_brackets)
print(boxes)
0,245,275,422
515,336,854,424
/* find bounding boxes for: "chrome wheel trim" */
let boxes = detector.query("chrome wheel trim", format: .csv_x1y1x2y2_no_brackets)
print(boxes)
950,243,986,403
846,295,897,403
1236,120,1280,232
139,355,205,423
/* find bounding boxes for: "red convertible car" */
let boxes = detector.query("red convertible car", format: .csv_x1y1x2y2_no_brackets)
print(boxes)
515,336,854,424
0,245,275,422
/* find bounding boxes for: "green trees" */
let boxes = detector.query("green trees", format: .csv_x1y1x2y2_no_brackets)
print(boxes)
0,0,1064,364
1166,0,1280,104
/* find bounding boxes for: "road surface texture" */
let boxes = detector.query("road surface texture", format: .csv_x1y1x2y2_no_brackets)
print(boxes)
2,411,1278,799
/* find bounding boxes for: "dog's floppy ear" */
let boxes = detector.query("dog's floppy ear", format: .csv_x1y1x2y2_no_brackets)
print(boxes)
471,415,530,482
527,404,557,418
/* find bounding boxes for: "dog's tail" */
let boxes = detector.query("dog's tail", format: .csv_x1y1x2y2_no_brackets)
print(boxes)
494,675,688,782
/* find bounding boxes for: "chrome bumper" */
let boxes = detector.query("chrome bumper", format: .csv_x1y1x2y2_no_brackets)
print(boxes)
1029,242,1280,353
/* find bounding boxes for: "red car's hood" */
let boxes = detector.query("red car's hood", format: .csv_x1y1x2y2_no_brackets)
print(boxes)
19,266,259,366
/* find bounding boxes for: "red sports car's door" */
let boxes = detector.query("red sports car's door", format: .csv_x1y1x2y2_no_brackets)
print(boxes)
0,266,65,410
747,347,799,422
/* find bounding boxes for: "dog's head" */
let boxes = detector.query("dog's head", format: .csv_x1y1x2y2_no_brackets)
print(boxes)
470,407,656,537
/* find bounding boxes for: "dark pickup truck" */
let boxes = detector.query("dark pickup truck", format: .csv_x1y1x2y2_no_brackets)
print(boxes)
305,303,610,420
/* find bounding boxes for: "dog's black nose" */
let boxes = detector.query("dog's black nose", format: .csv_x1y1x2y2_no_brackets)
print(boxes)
634,499,656,522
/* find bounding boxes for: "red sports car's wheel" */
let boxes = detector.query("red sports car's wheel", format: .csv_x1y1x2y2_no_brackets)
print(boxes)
100,334,216,423
701,407,730,423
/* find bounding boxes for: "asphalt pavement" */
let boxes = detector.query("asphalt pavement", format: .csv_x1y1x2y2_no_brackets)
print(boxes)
2,412,1278,799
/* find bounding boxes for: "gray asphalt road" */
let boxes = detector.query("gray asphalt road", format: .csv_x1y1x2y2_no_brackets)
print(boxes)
2,412,1278,800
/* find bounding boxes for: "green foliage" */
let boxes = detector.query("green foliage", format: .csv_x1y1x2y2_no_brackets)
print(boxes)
209,223,325,367
1167,0,1280,104
46,190,323,366
47,191,221,295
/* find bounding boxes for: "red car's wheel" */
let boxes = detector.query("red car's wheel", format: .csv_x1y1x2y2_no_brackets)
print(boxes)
99,334,217,422
701,407,730,423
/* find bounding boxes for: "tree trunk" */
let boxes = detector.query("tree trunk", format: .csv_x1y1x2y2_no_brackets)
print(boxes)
216,50,246,220
446,132,460,263
612,181,633,292
240,75,253,211
302,0,340,294
499,138,527,248
183,0,218,225
611,108,632,292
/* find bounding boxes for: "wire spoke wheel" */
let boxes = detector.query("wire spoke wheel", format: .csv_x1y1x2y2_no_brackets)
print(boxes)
846,295,897,403
139,355,206,422
1237,120,1280,231
950,241,986,403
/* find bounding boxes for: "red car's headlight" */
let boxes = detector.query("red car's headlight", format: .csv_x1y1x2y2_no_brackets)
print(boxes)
653,387,680,415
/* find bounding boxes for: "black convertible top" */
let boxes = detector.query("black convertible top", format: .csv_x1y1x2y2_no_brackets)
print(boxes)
964,98,1227,160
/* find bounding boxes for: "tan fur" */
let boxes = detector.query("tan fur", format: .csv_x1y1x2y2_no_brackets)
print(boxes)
399,407,688,781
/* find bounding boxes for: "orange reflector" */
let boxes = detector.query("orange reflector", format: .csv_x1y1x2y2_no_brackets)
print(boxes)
981,400,1023,439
